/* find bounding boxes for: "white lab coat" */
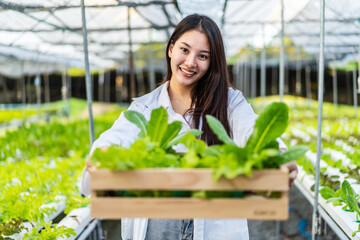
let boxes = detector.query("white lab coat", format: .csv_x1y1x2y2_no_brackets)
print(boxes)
81,81,286,240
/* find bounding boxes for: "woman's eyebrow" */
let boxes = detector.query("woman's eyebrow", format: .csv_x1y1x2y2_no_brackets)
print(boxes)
180,42,210,54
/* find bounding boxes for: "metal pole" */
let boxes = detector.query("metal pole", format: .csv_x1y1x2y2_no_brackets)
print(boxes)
237,62,241,90
312,0,325,239
358,25,360,94
332,62,338,109
279,0,285,102
244,58,249,97
105,71,110,102
353,49,358,118
305,65,312,101
35,75,41,118
261,25,266,101
275,221,280,240
285,62,289,95
61,68,69,117
44,73,50,121
98,70,105,102
148,29,156,91
272,66,278,95
240,59,244,92
81,0,95,144
232,63,239,88
44,74,50,104
296,51,301,96
128,7,135,100
251,50,257,98
20,61,26,120
62,70,67,102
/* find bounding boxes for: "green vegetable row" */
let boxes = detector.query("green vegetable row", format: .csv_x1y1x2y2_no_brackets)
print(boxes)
0,103,126,239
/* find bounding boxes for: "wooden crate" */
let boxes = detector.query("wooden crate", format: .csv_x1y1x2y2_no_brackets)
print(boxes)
90,168,289,220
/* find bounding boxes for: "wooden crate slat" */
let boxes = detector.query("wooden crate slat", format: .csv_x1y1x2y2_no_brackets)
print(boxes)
90,168,288,191
91,193,288,220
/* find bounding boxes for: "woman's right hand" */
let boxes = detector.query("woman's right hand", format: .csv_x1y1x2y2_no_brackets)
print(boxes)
85,157,93,171
85,146,108,171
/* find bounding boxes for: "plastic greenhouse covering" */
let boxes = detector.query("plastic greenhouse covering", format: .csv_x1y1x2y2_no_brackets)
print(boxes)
0,0,359,78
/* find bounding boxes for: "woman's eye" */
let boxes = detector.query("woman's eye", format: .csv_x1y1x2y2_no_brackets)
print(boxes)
181,48,188,53
199,54,208,60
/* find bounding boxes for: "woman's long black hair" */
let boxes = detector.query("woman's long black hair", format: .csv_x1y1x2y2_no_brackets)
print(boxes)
164,14,231,145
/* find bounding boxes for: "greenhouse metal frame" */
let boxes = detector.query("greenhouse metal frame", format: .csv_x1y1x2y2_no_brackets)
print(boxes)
1,0,360,239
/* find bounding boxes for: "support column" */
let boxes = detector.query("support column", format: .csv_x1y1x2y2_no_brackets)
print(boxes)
244,59,249,97
279,0,285,101
272,66,278,95
81,0,95,144
332,62,338,109
21,61,26,118
260,48,266,100
148,30,156,91
105,71,111,102
98,70,105,102
353,50,358,117
238,62,242,90
312,0,325,239
62,68,70,116
128,7,135,100
305,65,312,101
35,74,41,118
296,52,302,96
137,68,146,96
44,73,50,121
240,59,244,92
251,50,257,98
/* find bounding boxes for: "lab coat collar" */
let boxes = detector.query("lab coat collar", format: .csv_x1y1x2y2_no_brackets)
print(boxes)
132,81,170,110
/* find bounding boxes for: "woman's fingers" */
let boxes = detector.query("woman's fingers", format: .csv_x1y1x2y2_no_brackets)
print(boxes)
85,147,108,171
85,157,94,171
282,161,298,187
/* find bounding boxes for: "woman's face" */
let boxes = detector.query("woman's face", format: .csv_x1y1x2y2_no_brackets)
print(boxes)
168,30,210,90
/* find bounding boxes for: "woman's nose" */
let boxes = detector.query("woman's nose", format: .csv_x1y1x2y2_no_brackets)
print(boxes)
185,54,197,68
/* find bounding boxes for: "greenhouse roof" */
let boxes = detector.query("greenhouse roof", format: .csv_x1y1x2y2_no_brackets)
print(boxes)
0,0,359,77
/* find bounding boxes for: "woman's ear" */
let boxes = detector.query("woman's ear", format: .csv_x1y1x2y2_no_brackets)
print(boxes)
168,44,174,58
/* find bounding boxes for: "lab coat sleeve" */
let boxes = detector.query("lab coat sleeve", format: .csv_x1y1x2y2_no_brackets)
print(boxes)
80,101,144,196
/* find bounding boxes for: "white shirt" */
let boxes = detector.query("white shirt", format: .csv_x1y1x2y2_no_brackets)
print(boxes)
81,81,283,240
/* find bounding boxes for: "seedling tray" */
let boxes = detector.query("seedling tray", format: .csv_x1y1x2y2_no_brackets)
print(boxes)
90,168,289,220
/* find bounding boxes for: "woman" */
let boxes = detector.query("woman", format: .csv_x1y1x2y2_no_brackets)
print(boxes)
81,14,297,240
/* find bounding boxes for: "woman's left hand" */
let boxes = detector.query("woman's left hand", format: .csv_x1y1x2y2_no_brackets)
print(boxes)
282,160,298,187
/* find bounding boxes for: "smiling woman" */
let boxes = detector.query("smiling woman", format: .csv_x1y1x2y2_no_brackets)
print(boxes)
81,13,297,240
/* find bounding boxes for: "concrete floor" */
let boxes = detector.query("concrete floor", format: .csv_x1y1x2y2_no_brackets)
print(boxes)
248,186,340,240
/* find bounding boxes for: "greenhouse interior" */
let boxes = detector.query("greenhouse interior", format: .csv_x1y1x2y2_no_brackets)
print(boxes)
0,0,359,239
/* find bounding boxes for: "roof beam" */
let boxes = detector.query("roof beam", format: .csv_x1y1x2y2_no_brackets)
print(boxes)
22,41,166,46
225,18,360,25
0,26,171,32
0,1,174,12
227,32,360,38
